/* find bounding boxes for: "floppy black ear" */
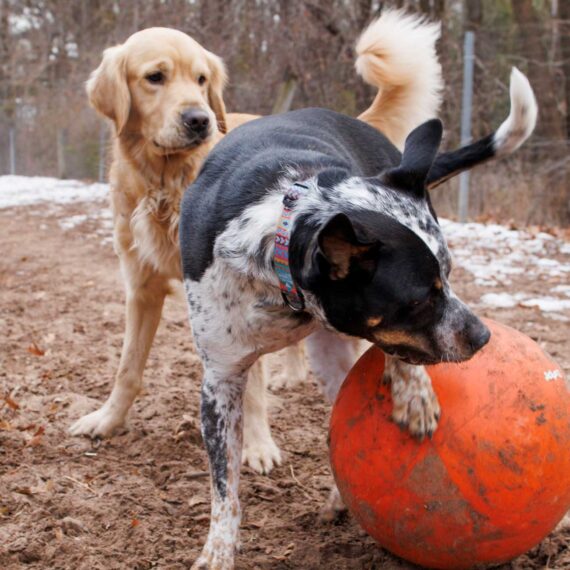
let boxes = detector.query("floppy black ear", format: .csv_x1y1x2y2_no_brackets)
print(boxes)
318,214,377,280
382,118,443,196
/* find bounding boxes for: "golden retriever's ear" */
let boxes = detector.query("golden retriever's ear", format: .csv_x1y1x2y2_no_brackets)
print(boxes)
206,51,228,134
86,46,131,135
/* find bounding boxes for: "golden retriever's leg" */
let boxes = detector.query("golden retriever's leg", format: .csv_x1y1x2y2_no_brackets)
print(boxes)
70,264,168,438
242,358,282,474
267,343,308,390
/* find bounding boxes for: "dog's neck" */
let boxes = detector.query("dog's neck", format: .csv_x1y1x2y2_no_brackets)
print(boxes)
115,131,217,203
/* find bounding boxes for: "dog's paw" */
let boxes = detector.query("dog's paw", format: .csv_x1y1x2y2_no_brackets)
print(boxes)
69,405,125,438
268,370,304,391
242,435,282,475
191,545,234,570
319,486,347,523
388,360,440,440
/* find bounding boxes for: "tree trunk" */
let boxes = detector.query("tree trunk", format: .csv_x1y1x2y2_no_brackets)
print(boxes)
465,0,482,30
560,0,570,138
512,0,564,140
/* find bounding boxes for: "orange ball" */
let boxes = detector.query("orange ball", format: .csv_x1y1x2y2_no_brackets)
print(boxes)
330,319,570,570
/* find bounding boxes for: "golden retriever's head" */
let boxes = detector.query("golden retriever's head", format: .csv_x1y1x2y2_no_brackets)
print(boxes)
87,27,227,155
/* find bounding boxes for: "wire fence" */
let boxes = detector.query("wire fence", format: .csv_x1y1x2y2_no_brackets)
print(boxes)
1,8,569,224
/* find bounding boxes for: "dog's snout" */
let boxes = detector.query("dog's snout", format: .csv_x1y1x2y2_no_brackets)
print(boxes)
181,108,210,136
464,317,491,353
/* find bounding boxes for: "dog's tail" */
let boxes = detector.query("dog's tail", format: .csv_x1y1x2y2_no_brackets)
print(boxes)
427,68,538,189
356,10,443,150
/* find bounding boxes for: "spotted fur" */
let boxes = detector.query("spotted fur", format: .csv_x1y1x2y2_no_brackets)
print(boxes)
179,108,507,568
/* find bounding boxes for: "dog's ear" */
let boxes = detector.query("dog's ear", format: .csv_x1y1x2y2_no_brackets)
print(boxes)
382,118,443,196
318,213,378,280
86,45,130,135
206,51,228,135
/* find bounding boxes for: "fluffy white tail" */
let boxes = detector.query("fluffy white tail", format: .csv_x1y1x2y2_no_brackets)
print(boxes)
356,10,443,150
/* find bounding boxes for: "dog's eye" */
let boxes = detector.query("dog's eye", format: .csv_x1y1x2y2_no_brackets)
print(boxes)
198,75,207,86
146,72,165,85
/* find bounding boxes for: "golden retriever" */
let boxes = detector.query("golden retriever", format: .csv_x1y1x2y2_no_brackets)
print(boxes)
69,12,445,475
68,28,283,473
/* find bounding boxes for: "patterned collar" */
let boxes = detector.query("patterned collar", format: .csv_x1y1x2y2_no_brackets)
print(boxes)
273,182,309,311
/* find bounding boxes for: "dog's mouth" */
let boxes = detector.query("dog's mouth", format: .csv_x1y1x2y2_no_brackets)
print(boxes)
380,344,484,366
379,345,445,366
152,133,210,155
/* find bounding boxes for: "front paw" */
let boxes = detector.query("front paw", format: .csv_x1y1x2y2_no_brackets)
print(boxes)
192,547,234,570
388,362,440,440
319,485,347,523
69,405,125,438
242,433,282,475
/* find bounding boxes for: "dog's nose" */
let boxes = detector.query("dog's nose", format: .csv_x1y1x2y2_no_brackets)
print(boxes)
464,317,491,353
181,108,210,136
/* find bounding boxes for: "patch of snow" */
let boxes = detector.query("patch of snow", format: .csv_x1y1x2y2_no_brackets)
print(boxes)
479,293,520,309
520,297,570,313
0,176,108,209
59,214,88,230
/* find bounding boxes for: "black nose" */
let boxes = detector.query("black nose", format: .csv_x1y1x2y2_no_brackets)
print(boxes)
465,317,491,353
181,108,210,136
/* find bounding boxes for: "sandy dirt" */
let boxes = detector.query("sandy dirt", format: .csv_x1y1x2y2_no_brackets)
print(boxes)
1,198,570,570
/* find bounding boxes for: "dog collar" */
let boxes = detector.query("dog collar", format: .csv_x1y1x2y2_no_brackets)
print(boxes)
274,182,309,312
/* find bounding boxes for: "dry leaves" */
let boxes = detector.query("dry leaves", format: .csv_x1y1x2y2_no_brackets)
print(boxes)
4,394,20,410
25,426,45,447
27,342,45,356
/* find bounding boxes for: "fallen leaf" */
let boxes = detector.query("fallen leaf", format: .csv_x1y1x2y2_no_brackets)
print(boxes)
0,420,12,430
4,395,20,411
27,342,45,356
130,518,140,528
25,426,45,447
188,495,208,508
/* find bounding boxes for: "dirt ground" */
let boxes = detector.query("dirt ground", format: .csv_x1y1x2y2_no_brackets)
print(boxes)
1,197,570,570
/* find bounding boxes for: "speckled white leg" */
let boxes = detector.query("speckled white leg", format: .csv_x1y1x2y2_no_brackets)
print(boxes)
192,367,247,570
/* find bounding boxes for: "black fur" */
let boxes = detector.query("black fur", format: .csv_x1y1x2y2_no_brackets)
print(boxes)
180,108,401,281
427,133,496,189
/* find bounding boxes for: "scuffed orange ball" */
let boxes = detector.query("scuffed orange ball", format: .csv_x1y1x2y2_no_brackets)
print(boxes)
330,319,570,569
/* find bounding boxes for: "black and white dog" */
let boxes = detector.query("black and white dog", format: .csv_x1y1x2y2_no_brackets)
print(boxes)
180,68,537,569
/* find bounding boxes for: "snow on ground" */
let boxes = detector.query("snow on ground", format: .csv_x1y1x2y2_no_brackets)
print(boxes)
1,175,569,319
440,219,570,321
0,175,113,245
0,175,108,209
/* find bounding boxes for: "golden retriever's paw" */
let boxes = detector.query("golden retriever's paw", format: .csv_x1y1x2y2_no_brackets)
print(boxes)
242,434,282,475
69,405,126,438
389,362,440,440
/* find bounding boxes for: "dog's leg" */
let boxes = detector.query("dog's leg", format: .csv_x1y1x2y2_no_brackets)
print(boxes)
193,365,248,570
70,267,168,437
242,358,282,474
268,343,308,390
305,330,362,522
305,330,361,404
385,356,440,439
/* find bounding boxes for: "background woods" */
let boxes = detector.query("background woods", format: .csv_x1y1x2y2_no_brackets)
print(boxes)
0,0,568,225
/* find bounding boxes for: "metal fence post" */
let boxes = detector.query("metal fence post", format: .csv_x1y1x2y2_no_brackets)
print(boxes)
458,31,475,222
9,127,16,175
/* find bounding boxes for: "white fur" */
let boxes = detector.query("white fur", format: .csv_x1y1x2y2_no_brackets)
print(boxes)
494,67,538,156
356,9,443,150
